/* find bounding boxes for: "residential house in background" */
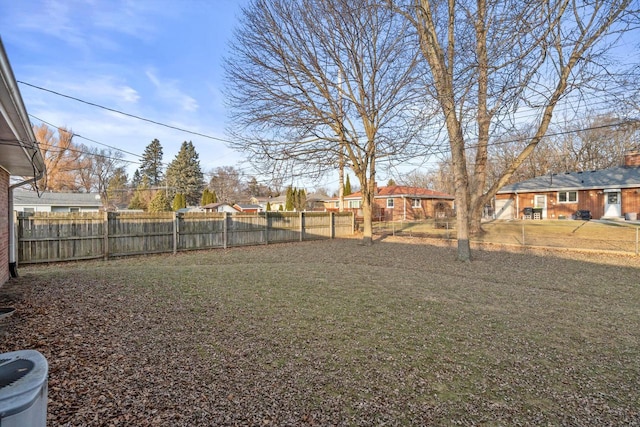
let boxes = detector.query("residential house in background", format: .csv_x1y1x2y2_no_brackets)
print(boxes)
0,39,46,284
251,195,286,211
233,203,263,213
326,185,455,221
13,191,103,213
495,152,640,220
202,202,238,213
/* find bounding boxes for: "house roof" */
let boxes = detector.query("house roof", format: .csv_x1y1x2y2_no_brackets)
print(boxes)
234,203,262,210
202,202,236,209
335,185,454,200
0,38,45,177
13,190,103,207
497,166,640,194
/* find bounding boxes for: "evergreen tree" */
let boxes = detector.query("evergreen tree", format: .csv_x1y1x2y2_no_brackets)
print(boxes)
285,186,294,211
165,141,204,206
140,139,164,186
344,174,352,196
148,191,170,212
128,190,146,210
387,179,396,186
201,188,216,206
106,167,128,207
131,169,142,189
295,188,307,211
172,193,186,211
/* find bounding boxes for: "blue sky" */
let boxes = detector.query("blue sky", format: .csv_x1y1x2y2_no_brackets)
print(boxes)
1,0,261,185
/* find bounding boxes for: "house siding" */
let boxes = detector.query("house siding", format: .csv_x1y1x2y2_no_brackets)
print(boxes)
622,188,640,216
0,169,9,285
377,198,453,221
497,190,611,219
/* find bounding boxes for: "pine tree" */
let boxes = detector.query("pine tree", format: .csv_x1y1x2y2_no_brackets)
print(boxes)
295,188,307,211
387,179,396,187
266,201,271,211
128,190,146,210
172,193,186,211
140,139,164,186
148,191,170,212
344,174,352,196
106,167,128,207
201,188,216,206
285,186,294,211
131,169,142,189
165,141,204,206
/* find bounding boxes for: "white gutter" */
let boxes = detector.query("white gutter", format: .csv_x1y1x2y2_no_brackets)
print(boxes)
0,39,45,175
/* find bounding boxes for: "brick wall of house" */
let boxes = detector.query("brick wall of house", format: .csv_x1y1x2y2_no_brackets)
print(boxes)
0,168,9,285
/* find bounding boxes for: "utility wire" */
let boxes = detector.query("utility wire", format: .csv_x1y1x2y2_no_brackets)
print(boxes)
18,80,236,144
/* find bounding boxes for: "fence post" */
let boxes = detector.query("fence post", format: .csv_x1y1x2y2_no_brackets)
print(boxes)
522,222,525,247
103,211,109,260
636,227,638,256
330,212,335,239
300,211,304,242
223,212,229,249
173,212,178,255
264,212,269,245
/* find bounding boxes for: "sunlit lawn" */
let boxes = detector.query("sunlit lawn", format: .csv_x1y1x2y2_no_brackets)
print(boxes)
2,237,639,425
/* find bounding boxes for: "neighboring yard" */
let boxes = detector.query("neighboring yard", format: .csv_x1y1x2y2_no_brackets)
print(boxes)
1,237,639,425
374,219,640,254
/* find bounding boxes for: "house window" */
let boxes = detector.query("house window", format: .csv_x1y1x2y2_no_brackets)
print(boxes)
558,191,577,203
69,207,80,213
387,198,394,208
334,201,339,208
348,200,361,209
23,207,35,213
412,198,421,208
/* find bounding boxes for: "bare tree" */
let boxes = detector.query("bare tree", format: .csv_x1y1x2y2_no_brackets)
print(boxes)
208,166,246,204
30,123,84,191
225,0,428,244
390,0,639,260
77,145,127,201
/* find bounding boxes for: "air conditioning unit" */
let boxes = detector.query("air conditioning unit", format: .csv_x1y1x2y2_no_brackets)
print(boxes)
0,350,48,427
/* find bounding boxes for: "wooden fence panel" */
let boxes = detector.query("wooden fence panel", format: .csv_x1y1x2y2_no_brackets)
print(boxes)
302,212,332,240
16,211,354,264
178,213,225,250
267,212,301,243
17,212,104,263
227,214,267,246
334,213,354,237
108,212,174,257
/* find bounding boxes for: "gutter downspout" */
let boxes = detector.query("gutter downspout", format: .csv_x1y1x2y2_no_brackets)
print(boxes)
8,176,40,277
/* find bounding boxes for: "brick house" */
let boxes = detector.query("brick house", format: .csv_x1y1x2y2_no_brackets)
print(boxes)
0,39,46,284
326,185,454,221
495,152,640,220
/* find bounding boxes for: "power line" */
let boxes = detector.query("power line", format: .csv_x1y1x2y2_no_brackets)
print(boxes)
29,114,145,161
18,80,236,145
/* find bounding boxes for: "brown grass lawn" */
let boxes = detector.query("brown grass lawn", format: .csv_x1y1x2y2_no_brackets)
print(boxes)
1,237,639,426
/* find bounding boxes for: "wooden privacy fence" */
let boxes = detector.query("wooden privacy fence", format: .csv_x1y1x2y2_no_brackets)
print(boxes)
16,211,355,264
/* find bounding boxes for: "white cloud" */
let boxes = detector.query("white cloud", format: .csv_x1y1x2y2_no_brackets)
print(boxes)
145,69,199,112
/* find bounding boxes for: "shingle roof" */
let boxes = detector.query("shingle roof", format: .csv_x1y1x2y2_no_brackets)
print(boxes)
335,185,454,200
13,190,103,207
497,166,640,194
